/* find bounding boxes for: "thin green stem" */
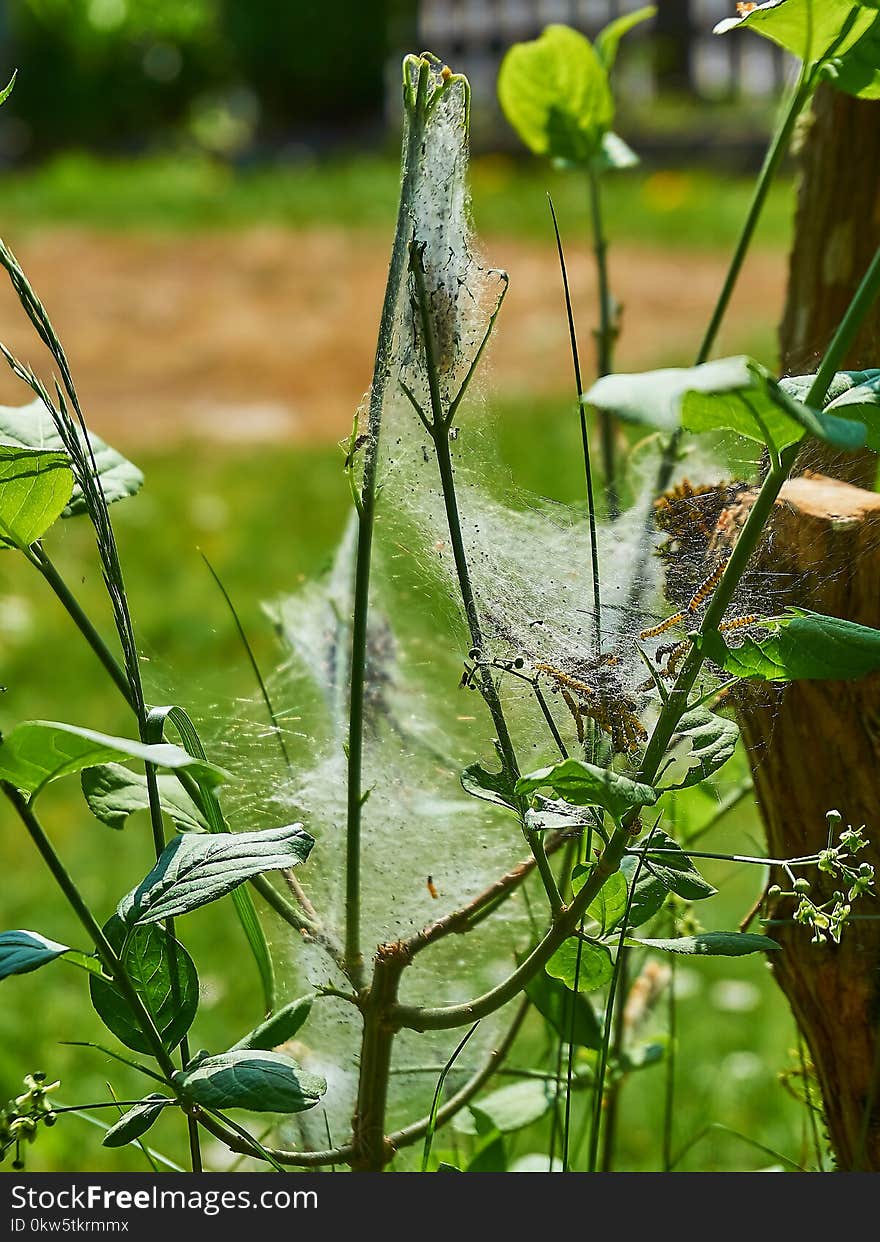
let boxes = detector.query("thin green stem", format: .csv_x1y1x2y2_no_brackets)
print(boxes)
409,240,562,917
2,783,177,1081
420,1021,480,1170
587,166,618,518
201,551,292,772
626,60,818,617
588,820,656,1172
27,545,134,708
394,238,880,1036
344,59,430,979
549,195,602,655
662,954,677,1171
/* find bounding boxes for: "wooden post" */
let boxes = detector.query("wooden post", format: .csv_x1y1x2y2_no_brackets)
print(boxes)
736,473,880,1169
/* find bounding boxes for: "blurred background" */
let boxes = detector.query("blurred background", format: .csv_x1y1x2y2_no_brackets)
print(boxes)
0,0,808,1172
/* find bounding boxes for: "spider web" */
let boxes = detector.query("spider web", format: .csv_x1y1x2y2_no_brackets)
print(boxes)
144,63,877,1156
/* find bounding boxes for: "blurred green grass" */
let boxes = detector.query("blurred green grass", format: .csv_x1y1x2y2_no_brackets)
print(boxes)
0,151,793,252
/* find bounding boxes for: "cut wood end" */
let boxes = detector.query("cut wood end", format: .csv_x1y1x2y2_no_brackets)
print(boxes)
777,472,880,523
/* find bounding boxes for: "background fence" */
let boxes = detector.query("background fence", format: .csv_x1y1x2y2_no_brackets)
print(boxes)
413,1,792,152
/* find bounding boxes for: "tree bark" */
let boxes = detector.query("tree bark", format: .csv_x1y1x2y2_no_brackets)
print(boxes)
737,475,880,1170
782,85,880,487
738,88,880,1168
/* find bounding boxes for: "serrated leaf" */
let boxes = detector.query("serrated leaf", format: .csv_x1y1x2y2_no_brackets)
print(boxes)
0,929,70,979
523,954,603,1049
231,994,315,1052
90,917,198,1055
455,1079,556,1136
173,1049,325,1113
700,609,880,682
460,762,518,812
82,763,208,833
595,5,656,70
546,937,614,992
0,720,227,800
660,707,739,791
498,24,614,165
102,1094,171,1148
0,398,143,516
631,932,779,956
0,445,72,551
713,0,877,62
117,824,314,926
638,829,717,901
584,356,867,452
516,758,656,822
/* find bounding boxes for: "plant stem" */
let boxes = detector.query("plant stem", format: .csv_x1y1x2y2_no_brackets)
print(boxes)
27,545,134,708
625,61,818,618
421,1021,480,1170
394,235,880,1036
2,783,177,1081
201,551,291,771
589,821,654,1172
587,166,618,518
344,60,429,980
663,955,677,1171
549,196,602,654
410,242,562,916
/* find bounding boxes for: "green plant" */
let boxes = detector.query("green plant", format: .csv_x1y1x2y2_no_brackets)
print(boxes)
3,3,880,1174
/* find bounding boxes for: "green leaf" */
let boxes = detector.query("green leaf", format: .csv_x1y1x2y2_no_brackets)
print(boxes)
595,5,656,70
780,368,880,449
455,1079,556,1136
631,932,779,956
0,720,227,800
0,929,70,979
659,707,740,791
0,70,17,108
117,824,314,926
575,866,628,932
102,1094,171,1148
621,1038,667,1072
89,917,198,1055
465,1132,508,1171
638,829,717,901
498,24,614,165
0,398,143,516
588,130,640,173
0,445,72,551
620,855,670,928
714,0,878,63
81,763,208,833
142,702,276,1015
585,356,867,451
516,757,656,822
700,609,880,682
173,1049,325,1113
231,994,315,1052
829,15,880,97
460,762,518,812
546,937,614,992
522,954,603,1049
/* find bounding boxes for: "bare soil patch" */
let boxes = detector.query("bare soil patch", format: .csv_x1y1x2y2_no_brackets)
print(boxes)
0,228,786,446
